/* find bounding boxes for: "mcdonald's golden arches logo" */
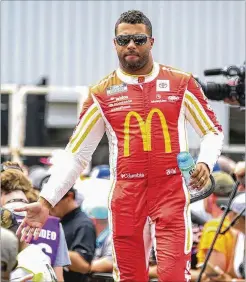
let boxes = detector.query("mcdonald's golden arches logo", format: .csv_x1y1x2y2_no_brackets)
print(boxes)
124,108,172,157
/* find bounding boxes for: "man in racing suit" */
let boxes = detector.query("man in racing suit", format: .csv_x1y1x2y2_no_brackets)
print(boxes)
15,10,223,282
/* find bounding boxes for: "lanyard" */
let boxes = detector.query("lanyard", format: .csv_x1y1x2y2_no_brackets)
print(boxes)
96,227,109,248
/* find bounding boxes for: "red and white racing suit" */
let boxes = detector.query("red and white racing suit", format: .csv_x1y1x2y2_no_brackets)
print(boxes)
40,62,223,281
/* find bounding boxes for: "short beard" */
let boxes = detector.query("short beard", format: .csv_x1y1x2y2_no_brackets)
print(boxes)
119,53,149,72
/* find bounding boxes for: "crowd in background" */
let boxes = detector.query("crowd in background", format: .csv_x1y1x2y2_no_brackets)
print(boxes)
1,151,245,282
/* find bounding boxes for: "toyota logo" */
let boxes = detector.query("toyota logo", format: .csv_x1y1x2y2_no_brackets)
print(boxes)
159,82,168,88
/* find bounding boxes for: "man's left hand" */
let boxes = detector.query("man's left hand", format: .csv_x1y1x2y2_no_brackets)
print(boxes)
189,163,210,190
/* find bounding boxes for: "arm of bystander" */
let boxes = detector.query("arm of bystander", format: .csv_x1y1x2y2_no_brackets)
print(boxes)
68,224,96,274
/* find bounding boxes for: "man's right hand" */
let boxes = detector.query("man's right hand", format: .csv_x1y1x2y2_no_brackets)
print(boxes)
14,200,50,243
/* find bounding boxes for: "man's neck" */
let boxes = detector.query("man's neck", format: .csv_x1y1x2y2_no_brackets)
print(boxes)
63,202,79,218
120,57,154,76
204,197,222,218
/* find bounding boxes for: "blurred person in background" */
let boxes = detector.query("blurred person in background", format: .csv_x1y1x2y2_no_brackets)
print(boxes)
217,156,245,191
1,161,70,281
89,165,110,180
234,161,245,191
49,186,96,282
196,192,245,281
191,171,235,223
217,155,236,176
189,171,235,279
234,161,245,180
87,206,113,274
1,208,56,282
74,173,111,212
75,176,113,276
1,162,38,204
28,165,50,198
16,10,224,281
1,226,19,282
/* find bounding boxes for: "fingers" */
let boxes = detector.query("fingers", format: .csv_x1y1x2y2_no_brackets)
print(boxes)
190,164,209,189
33,228,41,240
224,97,239,106
190,167,202,185
16,220,26,237
191,169,204,183
195,172,208,188
25,227,36,243
191,166,200,178
19,226,41,243
14,205,29,212
20,225,31,242
190,175,208,189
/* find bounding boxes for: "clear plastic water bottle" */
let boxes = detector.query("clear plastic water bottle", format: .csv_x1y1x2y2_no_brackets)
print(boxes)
177,151,198,195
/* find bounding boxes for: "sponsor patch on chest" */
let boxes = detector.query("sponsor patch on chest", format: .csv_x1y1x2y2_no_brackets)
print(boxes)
151,93,180,104
106,83,128,95
156,80,170,92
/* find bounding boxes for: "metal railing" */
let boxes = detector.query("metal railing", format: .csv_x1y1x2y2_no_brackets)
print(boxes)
220,145,245,154
1,84,89,164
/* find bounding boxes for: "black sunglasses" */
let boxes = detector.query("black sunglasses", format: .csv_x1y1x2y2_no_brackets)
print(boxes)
115,34,152,46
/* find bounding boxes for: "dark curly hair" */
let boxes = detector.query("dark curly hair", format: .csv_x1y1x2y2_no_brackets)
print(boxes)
115,10,152,37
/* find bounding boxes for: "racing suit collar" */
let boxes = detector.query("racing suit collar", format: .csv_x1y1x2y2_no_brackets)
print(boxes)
116,62,160,84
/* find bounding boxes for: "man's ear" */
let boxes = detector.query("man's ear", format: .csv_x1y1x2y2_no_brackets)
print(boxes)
67,192,75,200
113,38,117,48
150,37,155,49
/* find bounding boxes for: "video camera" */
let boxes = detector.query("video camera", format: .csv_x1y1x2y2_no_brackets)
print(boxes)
197,63,245,107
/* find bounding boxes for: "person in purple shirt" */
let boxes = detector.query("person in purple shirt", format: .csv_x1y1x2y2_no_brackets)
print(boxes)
1,162,70,281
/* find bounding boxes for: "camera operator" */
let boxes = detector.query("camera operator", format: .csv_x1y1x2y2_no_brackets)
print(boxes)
196,63,245,108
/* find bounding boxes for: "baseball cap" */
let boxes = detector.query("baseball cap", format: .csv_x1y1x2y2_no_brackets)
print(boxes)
231,193,245,216
39,157,52,166
28,166,50,191
1,227,18,274
87,206,108,220
212,172,234,197
90,165,110,179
